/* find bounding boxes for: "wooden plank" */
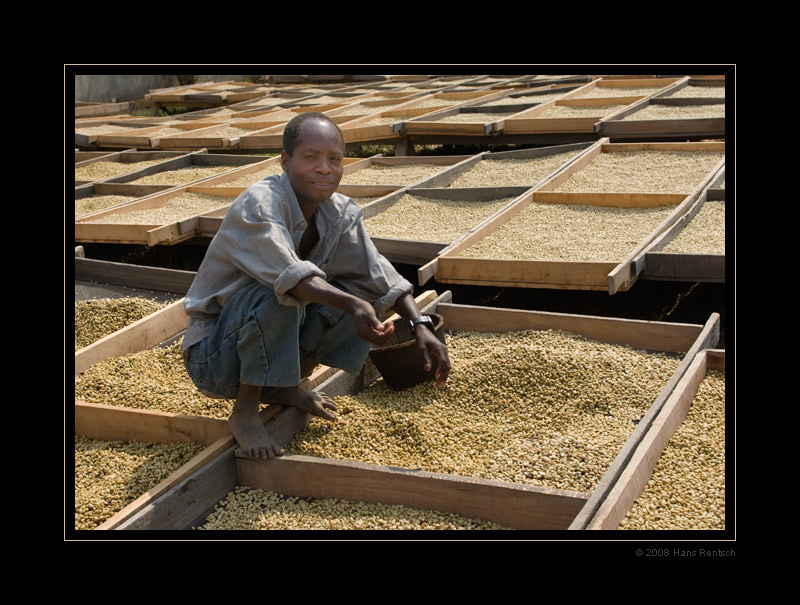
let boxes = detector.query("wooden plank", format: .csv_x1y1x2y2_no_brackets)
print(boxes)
75,184,239,245
74,257,196,293
584,349,724,530
535,137,607,191
436,257,618,290
112,442,240,530
235,453,588,530
600,116,725,139
436,302,705,354
74,298,188,374
153,123,282,149
643,252,725,282
568,313,720,530
75,401,231,445
534,191,687,208
77,182,174,206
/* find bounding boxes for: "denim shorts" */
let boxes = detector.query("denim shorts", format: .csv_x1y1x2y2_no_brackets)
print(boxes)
183,280,371,400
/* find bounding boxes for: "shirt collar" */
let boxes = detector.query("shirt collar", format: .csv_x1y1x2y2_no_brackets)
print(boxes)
279,171,339,231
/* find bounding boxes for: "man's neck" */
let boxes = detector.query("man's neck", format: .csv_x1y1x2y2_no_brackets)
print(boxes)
297,197,321,223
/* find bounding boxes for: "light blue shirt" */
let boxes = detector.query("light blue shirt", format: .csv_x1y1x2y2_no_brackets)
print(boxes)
182,172,413,350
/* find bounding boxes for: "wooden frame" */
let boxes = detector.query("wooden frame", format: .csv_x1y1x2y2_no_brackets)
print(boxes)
92,121,230,149
574,349,726,530
597,77,725,140
75,184,243,246
340,154,472,186
598,97,725,138
74,150,197,187
81,291,720,531
362,186,530,264
75,118,178,147
402,103,538,136
75,255,196,297
233,111,359,150
424,140,725,293
75,182,176,218
638,168,726,282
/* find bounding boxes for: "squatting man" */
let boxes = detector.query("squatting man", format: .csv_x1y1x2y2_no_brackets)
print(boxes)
181,112,450,459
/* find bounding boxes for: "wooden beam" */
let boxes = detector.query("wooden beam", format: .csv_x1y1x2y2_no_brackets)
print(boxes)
235,453,589,530
74,298,188,374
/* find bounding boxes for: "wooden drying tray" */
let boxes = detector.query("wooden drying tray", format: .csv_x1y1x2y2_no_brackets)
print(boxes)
501,97,643,135
104,291,720,531
143,81,263,105
339,105,447,143
75,182,176,219
84,150,261,188
234,111,360,150
169,160,387,242
423,140,726,294
91,122,232,149
638,168,726,283
75,117,182,147
598,90,725,140
182,107,292,124
74,184,242,246
410,141,594,190
73,291,438,531
75,254,196,298
182,84,269,104
152,120,291,150
362,186,530,265
339,154,473,186
325,96,420,125
574,348,726,531
557,76,687,103
497,77,686,136
401,104,535,136
74,149,198,187
334,89,511,141
144,82,228,103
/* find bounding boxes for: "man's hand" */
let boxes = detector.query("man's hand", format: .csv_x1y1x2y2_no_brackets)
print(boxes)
414,323,450,386
290,276,395,345
350,298,396,345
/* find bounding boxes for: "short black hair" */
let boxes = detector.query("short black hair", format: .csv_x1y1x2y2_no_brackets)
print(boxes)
282,112,345,156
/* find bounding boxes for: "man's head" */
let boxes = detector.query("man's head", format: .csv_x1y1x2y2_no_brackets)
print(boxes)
280,112,346,209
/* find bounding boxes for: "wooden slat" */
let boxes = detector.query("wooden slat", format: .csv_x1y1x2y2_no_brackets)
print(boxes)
436,257,618,290
436,302,705,354
74,298,188,374
75,401,230,445
111,442,240,530
74,257,196,293
235,453,588,530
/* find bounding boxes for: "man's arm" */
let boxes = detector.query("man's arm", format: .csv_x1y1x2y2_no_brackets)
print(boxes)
391,291,451,386
289,275,396,345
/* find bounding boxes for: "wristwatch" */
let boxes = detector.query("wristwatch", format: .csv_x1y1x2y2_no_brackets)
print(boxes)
409,315,434,332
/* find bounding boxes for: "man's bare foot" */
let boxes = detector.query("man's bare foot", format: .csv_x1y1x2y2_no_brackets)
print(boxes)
228,405,284,460
269,386,338,420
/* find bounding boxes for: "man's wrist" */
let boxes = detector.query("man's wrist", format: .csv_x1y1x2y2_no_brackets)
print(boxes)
410,315,434,335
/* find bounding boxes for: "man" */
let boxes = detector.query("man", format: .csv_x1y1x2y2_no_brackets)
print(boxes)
182,112,450,460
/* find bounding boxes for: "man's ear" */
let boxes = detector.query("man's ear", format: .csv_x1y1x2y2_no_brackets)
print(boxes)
280,150,288,172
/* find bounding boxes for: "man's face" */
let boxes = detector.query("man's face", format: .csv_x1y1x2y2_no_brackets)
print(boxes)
281,119,344,208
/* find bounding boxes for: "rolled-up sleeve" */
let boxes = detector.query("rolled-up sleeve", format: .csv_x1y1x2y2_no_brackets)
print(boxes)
232,211,326,307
